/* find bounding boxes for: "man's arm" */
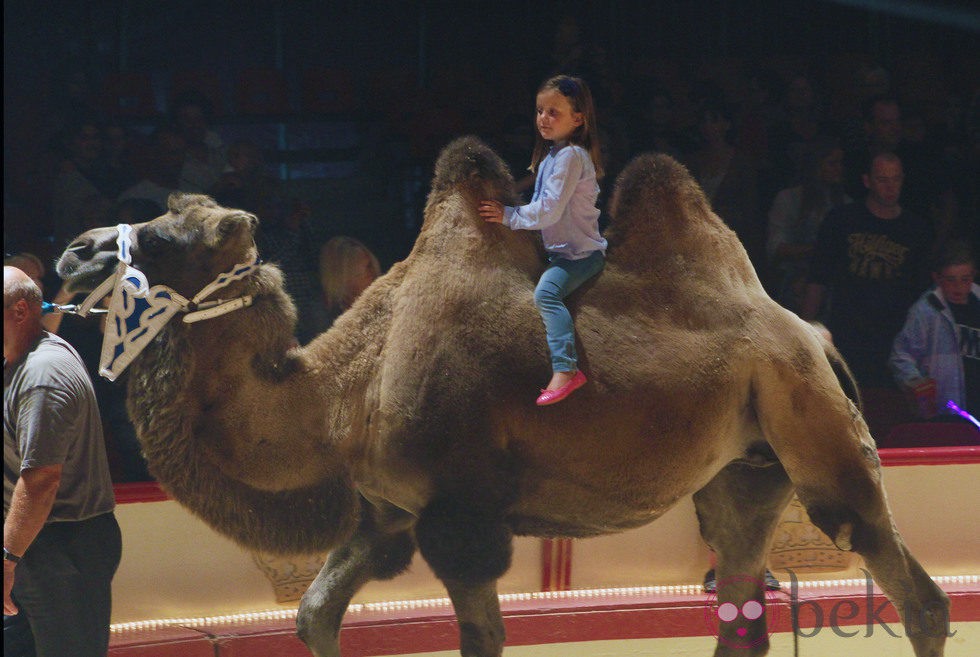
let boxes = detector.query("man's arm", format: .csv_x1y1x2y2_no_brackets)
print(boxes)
4,464,62,614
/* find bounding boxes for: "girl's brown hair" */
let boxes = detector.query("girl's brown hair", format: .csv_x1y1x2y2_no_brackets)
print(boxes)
529,75,604,179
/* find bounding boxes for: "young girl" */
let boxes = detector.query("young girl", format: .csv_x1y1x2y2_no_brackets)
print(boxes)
479,75,606,406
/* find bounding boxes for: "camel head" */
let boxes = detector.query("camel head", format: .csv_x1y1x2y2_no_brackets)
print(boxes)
57,193,259,301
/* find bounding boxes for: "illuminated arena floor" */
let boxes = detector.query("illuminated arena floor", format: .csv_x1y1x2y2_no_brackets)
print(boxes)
109,577,979,657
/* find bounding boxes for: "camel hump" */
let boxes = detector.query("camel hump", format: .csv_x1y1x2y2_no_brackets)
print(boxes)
605,152,717,252
431,136,517,202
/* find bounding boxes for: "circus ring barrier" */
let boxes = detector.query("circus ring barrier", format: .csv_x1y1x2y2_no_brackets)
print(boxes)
109,446,979,657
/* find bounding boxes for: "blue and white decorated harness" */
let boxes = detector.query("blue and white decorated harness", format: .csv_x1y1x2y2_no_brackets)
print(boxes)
73,224,260,381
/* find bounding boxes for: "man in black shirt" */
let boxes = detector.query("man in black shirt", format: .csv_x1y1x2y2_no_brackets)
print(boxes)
802,151,934,388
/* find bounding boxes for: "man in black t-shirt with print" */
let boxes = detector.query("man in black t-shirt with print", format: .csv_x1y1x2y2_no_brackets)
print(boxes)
802,151,934,388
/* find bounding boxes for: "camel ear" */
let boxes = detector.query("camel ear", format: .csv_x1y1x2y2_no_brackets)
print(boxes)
216,212,259,243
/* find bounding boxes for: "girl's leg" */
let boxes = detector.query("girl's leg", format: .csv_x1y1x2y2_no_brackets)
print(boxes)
533,251,604,384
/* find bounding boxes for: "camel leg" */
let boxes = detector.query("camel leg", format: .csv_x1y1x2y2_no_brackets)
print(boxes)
694,459,795,657
415,494,513,657
297,501,416,657
792,467,950,657
755,358,950,656
443,578,506,657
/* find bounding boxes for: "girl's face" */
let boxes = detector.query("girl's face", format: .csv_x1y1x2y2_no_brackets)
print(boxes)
535,88,583,143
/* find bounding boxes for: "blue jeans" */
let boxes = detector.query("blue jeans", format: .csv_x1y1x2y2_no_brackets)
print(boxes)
4,512,122,657
533,251,605,372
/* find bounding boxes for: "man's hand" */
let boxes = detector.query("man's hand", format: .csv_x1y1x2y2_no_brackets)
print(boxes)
4,464,62,616
4,559,18,615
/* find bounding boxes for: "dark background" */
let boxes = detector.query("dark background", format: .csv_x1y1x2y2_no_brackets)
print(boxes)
4,0,979,266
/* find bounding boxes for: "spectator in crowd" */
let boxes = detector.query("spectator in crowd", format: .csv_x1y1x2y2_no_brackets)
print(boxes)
318,236,382,329
842,95,902,199
766,137,850,312
766,73,830,191
802,151,934,388
890,240,979,421
118,125,186,212
835,62,892,151
842,95,945,219
3,253,75,335
1,255,44,292
628,85,691,160
170,90,227,193
49,113,119,247
491,114,537,200
103,121,139,194
685,99,763,275
4,266,122,656
209,140,283,218
256,200,324,346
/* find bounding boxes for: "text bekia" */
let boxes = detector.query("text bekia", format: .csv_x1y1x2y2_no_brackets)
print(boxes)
788,570,954,638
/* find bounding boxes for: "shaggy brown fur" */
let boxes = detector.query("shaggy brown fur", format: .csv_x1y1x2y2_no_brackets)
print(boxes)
57,137,948,657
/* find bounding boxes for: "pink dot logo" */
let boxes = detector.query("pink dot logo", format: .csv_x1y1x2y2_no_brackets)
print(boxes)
703,574,782,649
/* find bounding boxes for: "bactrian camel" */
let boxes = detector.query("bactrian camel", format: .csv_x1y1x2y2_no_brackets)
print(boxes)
56,136,949,656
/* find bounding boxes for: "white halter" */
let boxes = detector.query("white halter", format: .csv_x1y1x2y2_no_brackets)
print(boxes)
75,224,260,381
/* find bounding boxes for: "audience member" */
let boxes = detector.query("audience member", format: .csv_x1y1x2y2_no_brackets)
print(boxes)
802,151,934,388
766,137,850,311
684,99,764,274
766,73,830,190
48,113,120,247
841,95,902,199
835,62,892,150
103,121,140,194
318,236,382,329
627,85,691,160
492,114,537,200
1,255,44,292
170,90,227,193
117,125,185,212
3,266,122,656
3,253,74,335
890,240,979,421
842,95,945,219
256,202,325,346
735,70,783,157
209,140,284,218
114,197,166,225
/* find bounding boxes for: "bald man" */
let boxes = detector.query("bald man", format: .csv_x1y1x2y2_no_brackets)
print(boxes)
4,266,120,657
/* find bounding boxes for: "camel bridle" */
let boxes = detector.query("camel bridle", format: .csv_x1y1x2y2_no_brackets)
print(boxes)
74,223,260,381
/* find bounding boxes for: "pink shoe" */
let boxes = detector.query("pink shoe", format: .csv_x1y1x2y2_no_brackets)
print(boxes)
536,370,588,406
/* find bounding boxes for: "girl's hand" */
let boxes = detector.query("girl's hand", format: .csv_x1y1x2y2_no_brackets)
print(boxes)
478,200,504,223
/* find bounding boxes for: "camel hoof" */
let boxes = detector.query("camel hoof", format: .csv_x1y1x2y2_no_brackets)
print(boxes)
834,523,853,551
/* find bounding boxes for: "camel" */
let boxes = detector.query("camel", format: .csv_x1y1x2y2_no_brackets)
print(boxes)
56,136,949,657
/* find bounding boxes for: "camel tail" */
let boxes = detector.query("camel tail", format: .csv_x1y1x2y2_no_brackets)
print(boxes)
812,322,863,413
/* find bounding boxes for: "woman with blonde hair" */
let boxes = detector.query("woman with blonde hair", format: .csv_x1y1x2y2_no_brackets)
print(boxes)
318,236,381,328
